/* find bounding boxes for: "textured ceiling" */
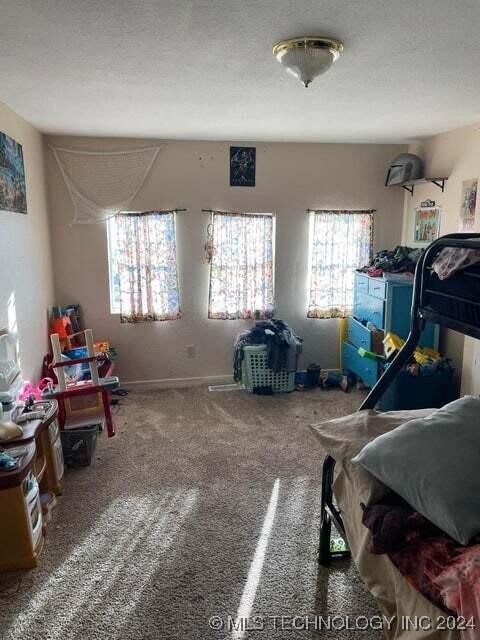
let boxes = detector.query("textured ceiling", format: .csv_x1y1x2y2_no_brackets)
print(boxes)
0,0,480,142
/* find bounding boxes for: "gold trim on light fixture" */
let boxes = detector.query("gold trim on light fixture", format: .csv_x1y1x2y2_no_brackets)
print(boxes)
272,36,344,87
272,36,344,60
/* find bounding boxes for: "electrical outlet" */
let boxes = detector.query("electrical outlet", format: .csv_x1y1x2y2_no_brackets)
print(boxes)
186,345,197,359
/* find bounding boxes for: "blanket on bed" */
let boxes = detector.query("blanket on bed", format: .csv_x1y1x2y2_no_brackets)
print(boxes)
432,248,480,280
312,409,462,639
363,495,479,638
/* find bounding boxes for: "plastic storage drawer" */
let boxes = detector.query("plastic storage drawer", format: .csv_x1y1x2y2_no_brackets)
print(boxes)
354,273,370,295
353,291,385,329
347,317,384,353
368,278,387,299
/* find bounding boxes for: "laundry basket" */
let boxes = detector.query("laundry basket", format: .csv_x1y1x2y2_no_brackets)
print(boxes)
242,345,295,393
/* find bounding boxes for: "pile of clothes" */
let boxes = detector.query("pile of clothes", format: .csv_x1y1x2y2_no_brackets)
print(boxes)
360,246,424,278
361,245,480,282
233,320,302,383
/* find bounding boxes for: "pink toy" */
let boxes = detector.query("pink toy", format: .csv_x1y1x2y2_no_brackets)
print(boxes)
18,378,53,403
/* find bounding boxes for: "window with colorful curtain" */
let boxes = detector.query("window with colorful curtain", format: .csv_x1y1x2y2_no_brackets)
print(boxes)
208,212,275,320
107,211,181,323
307,210,374,319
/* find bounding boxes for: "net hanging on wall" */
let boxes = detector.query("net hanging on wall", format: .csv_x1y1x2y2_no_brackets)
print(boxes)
50,145,162,224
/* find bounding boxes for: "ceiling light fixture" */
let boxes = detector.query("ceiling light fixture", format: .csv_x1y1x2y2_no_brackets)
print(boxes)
272,36,344,88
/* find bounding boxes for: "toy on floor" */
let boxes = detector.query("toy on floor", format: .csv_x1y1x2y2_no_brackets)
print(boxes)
383,331,441,364
320,370,355,392
357,347,386,362
44,329,120,437
295,364,322,390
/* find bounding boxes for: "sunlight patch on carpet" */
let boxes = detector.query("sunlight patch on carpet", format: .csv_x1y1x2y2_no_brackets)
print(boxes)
9,489,198,640
231,479,280,640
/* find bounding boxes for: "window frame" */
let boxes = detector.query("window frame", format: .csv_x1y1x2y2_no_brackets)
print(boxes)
208,211,276,320
306,209,374,319
106,211,181,318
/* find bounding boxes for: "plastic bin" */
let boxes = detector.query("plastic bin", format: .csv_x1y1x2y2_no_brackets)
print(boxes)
295,370,308,385
242,345,295,393
60,424,99,467
306,363,321,387
378,367,456,411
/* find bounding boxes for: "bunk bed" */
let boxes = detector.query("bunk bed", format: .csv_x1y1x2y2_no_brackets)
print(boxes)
315,233,480,639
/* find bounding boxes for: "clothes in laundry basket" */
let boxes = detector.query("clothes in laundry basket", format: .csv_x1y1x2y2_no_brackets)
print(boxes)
233,320,302,382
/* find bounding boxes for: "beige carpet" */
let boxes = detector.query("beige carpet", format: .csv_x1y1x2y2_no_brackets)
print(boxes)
0,386,383,639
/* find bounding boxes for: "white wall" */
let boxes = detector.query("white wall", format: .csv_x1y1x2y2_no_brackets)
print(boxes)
0,100,54,381
45,136,406,384
401,123,480,391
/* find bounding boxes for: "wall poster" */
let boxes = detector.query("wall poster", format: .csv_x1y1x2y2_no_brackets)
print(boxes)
459,179,477,231
414,206,441,244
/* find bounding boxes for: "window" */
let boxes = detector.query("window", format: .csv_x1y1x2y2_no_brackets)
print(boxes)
307,210,373,319
107,211,181,322
208,212,275,319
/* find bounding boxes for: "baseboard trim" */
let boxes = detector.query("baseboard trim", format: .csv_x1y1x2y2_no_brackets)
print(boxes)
122,374,234,391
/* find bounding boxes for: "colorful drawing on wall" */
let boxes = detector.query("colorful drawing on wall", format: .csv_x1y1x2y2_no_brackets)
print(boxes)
230,146,256,187
0,132,27,214
458,178,477,231
414,206,441,244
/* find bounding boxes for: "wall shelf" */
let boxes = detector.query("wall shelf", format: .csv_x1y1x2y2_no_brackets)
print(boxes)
387,177,448,196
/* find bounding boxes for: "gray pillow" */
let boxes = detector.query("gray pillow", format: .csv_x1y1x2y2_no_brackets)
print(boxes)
352,395,480,545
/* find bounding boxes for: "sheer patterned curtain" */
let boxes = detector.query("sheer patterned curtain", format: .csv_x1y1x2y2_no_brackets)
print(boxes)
208,212,275,320
308,210,373,319
112,211,181,323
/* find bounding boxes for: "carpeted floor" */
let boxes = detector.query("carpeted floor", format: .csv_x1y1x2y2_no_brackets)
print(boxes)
0,386,383,639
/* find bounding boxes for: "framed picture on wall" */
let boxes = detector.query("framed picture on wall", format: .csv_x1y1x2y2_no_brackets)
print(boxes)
413,206,441,244
0,132,27,214
229,146,256,187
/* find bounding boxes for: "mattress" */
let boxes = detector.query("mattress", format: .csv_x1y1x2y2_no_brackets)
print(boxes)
311,409,459,640
424,265,480,328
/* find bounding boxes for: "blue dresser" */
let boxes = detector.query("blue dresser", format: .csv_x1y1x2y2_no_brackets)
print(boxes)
342,272,439,387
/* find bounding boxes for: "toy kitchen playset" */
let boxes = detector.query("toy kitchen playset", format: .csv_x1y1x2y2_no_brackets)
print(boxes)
0,331,63,571
0,323,120,572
